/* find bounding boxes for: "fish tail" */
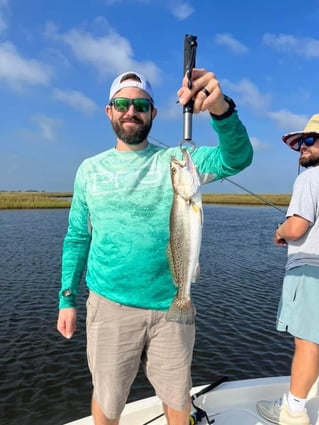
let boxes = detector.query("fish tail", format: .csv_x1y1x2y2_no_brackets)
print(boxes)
166,298,195,325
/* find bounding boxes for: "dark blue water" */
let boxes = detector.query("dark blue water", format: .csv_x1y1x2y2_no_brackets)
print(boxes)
0,206,293,425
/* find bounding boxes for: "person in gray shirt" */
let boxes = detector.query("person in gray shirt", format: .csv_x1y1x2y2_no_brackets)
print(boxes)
257,114,319,425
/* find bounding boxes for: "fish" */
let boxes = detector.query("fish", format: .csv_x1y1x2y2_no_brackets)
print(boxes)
166,148,203,325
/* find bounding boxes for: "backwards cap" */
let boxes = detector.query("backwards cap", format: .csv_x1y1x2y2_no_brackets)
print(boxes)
109,71,154,101
282,114,319,151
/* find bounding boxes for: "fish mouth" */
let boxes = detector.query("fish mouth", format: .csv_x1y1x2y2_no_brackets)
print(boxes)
170,149,201,200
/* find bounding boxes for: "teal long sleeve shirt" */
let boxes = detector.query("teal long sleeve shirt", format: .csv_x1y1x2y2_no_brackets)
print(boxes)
59,113,253,310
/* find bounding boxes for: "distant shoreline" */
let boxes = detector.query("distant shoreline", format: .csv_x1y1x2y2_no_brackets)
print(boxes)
0,192,291,209
202,193,290,206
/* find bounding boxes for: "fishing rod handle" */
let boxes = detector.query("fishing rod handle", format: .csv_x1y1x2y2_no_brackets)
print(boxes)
191,376,229,400
184,34,197,84
183,112,193,141
183,34,197,141
189,412,199,424
189,411,206,424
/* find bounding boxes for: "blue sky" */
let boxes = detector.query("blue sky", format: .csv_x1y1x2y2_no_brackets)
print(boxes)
1,0,319,194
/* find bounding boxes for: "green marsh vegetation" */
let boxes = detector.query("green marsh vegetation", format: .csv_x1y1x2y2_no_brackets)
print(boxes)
0,192,73,209
202,193,291,206
0,192,291,209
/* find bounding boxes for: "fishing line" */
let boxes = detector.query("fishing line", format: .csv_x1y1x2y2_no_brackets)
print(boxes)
148,136,287,215
221,177,287,215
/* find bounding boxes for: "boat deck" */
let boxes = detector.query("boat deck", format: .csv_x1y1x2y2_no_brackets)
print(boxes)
65,376,319,425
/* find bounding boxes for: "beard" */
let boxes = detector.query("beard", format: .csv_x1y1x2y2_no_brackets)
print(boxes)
299,153,319,168
111,117,152,146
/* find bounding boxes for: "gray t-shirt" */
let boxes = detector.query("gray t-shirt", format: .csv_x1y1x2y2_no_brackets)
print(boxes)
286,166,319,270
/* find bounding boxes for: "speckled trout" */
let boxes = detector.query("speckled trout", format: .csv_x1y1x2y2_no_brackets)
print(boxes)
166,148,203,325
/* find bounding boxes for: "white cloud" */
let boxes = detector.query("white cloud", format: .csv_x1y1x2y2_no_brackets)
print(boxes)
214,33,249,54
267,110,309,132
170,2,194,20
102,0,192,19
249,136,271,151
45,22,161,84
263,33,319,59
223,78,272,111
160,94,182,119
32,115,63,141
0,42,52,90
53,88,98,115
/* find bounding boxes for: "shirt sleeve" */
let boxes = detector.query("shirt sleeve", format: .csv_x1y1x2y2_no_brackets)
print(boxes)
286,170,317,225
58,164,92,309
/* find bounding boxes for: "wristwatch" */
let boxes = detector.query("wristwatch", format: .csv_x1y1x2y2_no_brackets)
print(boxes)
209,95,236,120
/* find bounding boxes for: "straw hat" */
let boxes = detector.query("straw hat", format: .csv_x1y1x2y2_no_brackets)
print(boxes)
282,114,319,151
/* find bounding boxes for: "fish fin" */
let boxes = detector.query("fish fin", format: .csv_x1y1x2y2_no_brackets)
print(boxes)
191,200,204,226
191,263,200,284
166,299,195,325
200,206,204,226
200,172,217,185
192,202,200,213
167,243,178,287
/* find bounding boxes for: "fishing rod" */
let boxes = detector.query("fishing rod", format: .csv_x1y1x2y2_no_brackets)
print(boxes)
152,33,286,216
182,34,197,147
189,376,228,424
142,376,228,425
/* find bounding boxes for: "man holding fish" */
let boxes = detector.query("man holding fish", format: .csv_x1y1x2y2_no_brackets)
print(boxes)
57,68,253,425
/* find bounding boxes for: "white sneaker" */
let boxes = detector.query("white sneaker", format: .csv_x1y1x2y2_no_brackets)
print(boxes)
256,394,310,425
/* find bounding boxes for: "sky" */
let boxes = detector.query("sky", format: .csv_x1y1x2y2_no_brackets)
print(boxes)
1,0,319,194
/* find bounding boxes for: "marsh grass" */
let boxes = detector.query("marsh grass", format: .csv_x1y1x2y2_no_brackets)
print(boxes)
0,192,72,209
0,192,291,209
202,193,291,206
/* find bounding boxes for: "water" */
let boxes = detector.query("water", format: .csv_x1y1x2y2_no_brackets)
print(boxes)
0,206,294,425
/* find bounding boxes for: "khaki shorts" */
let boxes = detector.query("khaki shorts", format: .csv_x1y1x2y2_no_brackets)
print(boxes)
86,291,195,419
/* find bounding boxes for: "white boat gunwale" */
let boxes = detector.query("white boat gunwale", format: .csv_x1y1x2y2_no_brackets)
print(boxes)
65,375,319,425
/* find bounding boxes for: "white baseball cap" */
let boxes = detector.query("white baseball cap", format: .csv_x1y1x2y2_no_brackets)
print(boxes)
109,71,154,102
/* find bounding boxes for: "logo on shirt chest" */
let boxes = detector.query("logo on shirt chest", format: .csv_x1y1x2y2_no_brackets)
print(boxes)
92,168,164,194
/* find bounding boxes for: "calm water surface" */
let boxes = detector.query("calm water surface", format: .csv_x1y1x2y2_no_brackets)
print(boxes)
0,206,294,425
